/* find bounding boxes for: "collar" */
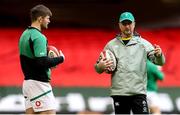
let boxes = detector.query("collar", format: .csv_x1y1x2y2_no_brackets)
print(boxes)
121,37,132,40
116,35,139,46
27,26,41,33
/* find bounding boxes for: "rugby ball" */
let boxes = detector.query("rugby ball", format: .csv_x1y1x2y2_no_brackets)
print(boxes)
47,45,60,58
102,50,117,73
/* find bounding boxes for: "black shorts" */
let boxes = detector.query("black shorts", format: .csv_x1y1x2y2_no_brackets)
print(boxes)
111,94,149,114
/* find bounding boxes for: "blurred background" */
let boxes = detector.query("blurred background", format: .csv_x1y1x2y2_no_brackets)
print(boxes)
0,0,180,114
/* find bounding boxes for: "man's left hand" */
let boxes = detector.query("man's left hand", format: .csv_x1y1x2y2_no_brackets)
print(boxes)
154,44,162,57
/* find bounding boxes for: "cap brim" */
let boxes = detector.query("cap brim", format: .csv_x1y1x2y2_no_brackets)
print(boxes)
120,18,134,22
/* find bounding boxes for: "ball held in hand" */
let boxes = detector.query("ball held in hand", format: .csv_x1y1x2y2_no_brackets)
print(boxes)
47,45,60,58
102,50,117,73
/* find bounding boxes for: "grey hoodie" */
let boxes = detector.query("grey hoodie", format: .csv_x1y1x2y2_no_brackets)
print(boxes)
95,35,165,96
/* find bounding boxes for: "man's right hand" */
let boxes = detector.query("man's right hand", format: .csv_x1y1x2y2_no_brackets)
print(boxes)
97,52,113,72
59,50,65,61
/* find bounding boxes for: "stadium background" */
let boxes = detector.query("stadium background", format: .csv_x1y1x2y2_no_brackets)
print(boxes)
0,0,180,114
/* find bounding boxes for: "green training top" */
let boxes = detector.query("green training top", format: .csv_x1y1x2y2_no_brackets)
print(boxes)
147,60,164,92
19,27,51,82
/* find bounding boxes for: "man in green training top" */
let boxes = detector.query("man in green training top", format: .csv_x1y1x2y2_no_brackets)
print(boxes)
19,4,64,114
147,60,164,115
94,12,165,114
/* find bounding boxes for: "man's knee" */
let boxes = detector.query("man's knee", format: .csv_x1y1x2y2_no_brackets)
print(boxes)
38,110,56,114
25,107,35,114
25,108,56,114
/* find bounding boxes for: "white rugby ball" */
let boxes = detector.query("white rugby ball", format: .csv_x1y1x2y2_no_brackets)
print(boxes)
102,50,117,73
47,45,60,58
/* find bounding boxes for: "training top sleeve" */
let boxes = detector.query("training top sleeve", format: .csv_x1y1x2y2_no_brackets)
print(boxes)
32,32,64,68
33,35,47,57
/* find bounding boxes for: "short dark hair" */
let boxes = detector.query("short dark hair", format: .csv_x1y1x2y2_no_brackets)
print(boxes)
30,4,52,22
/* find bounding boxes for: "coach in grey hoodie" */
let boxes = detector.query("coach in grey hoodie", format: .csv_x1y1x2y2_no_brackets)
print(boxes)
95,12,165,114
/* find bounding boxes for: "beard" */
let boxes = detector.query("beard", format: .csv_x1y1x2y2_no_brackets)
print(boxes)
122,29,133,38
123,30,132,36
41,23,48,29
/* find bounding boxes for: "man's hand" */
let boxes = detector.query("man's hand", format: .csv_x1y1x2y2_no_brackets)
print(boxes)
97,52,113,71
59,50,65,61
154,44,162,57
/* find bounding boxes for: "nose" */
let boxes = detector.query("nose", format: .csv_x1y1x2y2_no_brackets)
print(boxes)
124,24,130,28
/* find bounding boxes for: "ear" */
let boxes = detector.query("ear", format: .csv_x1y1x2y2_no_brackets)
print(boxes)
37,16,43,23
118,22,121,27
